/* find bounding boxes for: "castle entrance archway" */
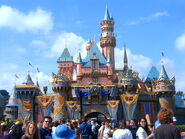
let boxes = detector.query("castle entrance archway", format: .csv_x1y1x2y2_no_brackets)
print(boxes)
84,109,110,122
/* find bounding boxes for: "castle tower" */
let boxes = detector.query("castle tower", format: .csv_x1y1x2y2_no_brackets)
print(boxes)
16,72,40,122
100,6,116,69
57,47,74,81
86,39,93,54
123,44,128,71
106,52,113,79
152,64,175,109
5,87,19,121
51,73,69,121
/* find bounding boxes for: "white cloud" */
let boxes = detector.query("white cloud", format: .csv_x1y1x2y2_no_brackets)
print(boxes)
47,32,86,60
31,39,48,48
0,5,53,33
127,11,169,25
159,57,175,69
175,34,185,52
16,46,27,54
115,47,152,77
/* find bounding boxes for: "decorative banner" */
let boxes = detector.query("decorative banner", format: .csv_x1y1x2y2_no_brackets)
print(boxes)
37,96,54,109
120,94,139,120
54,105,67,117
140,103,155,123
159,97,173,109
22,100,31,112
53,94,67,120
66,101,77,110
66,101,78,119
107,100,120,120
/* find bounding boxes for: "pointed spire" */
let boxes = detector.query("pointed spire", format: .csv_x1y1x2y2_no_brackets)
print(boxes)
57,47,73,62
104,5,111,20
23,72,34,84
145,66,159,81
77,52,82,63
123,43,128,71
158,64,169,81
10,86,17,99
107,52,112,63
36,79,40,88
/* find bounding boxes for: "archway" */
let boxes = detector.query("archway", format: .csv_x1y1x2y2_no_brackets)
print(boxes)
85,112,106,121
84,109,110,121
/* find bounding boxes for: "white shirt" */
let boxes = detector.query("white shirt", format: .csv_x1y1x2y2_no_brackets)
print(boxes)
112,129,133,139
103,126,111,139
136,127,148,139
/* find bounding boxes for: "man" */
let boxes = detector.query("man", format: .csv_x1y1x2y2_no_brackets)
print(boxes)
155,108,181,139
80,118,93,139
39,116,53,139
128,119,138,139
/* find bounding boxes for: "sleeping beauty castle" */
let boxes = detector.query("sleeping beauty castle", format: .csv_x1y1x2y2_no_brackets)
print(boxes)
4,7,185,124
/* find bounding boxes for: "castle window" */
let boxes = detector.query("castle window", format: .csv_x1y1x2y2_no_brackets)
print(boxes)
93,78,98,83
92,60,98,71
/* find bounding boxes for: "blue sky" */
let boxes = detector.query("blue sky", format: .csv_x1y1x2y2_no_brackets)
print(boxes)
0,0,185,94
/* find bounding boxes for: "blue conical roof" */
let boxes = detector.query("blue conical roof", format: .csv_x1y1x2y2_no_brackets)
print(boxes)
158,65,169,81
10,87,17,99
23,73,34,84
77,52,82,63
82,43,107,67
146,66,159,81
57,48,73,62
104,6,112,20
36,80,40,88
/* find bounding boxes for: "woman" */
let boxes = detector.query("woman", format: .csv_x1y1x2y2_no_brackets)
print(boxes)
21,121,40,139
99,119,111,139
136,118,154,139
112,121,133,139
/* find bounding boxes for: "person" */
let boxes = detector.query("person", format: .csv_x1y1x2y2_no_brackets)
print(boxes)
128,119,138,139
99,119,111,139
112,120,133,139
52,121,60,134
8,121,24,139
0,122,9,139
136,118,154,139
73,121,81,139
39,116,52,139
52,124,75,139
21,121,40,139
91,121,99,139
155,108,181,139
80,118,93,139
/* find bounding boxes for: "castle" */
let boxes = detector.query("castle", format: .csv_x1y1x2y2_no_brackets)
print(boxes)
4,6,185,124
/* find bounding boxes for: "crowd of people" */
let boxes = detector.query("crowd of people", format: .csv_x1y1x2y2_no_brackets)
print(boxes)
0,108,183,139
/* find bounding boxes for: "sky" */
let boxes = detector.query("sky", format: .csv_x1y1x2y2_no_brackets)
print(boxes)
0,0,185,94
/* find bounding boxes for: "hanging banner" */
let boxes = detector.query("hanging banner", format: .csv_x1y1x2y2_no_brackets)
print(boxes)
107,100,120,120
53,94,67,117
120,94,139,120
37,95,54,109
22,100,31,112
66,101,78,119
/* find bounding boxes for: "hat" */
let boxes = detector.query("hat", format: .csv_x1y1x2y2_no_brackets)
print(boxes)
52,124,75,139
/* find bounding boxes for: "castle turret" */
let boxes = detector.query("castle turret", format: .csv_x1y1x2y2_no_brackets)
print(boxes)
123,44,128,71
152,64,175,109
57,47,74,81
51,72,69,121
100,6,116,69
5,87,19,121
86,39,93,54
16,72,40,122
106,53,113,79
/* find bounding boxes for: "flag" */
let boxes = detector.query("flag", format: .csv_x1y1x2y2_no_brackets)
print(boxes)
161,52,164,56
28,62,34,68
15,74,19,79
37,67,40,73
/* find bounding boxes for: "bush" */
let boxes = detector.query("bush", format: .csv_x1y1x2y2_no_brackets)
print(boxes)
177,125,185,132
